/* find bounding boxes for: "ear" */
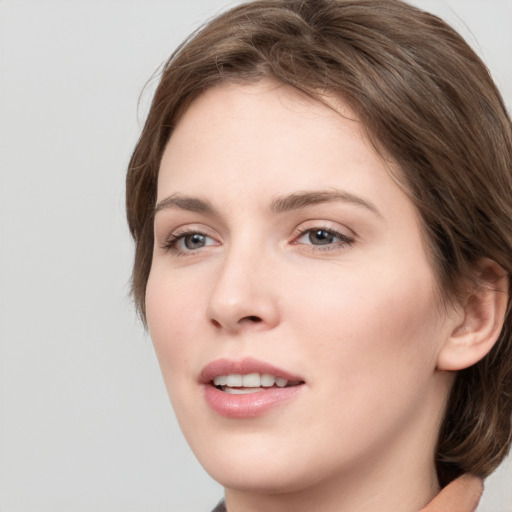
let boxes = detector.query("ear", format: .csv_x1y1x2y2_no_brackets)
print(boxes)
437,259,509,371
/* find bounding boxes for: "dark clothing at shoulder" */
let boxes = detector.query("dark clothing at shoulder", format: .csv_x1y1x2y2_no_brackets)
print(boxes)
212,500,226,512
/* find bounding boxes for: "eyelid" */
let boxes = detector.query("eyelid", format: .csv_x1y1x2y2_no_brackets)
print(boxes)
159,224,221,254
290,221,355,249
156,220,355,256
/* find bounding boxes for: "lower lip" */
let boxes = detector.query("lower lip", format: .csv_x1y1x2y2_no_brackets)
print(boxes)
204,385,303,418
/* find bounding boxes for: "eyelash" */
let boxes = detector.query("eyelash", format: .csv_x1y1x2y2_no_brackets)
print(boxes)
160,226,354,256
292,226,354,250
160,229,216,256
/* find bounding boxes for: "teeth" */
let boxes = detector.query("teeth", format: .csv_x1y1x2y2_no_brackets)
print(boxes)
213,375,227,386
242,373,260,387
260,374,275,387
212,373,289,388
275,377,288,387
223,387,262,395
226,374,242,387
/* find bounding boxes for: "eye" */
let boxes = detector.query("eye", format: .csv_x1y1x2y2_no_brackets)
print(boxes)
294,227,353,248
301,229,337,246
162,230,218,254
181,233,210,250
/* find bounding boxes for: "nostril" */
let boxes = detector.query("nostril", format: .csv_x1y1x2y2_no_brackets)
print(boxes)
209,315,263,329
245,315,262,323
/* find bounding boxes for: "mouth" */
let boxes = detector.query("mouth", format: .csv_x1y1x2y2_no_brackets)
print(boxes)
200,358,306,417
212,372,304,394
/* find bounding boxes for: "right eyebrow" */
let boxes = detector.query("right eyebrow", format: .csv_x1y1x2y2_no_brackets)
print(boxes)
154,194,216,215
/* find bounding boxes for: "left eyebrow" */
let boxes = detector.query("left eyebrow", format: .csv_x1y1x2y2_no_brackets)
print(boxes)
269,190,382,218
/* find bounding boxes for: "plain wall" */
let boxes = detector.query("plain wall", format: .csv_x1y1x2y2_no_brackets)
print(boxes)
0,1,510,511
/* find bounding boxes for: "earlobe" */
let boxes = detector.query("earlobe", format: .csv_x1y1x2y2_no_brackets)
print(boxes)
437,259,509,372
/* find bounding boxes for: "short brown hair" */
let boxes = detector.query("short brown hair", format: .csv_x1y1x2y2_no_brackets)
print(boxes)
126,0,512,486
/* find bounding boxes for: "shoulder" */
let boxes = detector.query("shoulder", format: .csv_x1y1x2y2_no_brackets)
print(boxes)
211,500,226,512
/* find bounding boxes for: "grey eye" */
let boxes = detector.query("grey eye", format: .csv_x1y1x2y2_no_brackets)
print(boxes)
308,229,336,245
183,233,207,250
295,227,353,249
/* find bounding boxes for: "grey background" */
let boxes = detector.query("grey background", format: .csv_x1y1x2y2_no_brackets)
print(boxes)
0,1,510,510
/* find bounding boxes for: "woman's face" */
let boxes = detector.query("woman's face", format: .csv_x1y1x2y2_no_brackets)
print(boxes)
146,81,456,498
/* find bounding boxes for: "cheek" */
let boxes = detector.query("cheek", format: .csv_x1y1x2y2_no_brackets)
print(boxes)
285,267,445,454
145,269,207,375
145,273,209,431
291,259,443,385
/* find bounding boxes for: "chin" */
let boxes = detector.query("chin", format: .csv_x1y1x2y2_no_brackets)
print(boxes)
187,430,344,496
205,459,318,495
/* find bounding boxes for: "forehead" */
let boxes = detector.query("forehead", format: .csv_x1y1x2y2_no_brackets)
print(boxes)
158,81,396,199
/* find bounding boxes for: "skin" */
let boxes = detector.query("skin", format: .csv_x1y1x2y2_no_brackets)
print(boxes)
146,80,468,512
421,475,483,511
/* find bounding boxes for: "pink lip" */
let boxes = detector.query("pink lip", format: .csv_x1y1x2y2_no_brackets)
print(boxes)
200,357,305,418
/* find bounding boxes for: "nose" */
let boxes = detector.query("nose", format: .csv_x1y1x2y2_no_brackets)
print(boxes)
206,245,280,334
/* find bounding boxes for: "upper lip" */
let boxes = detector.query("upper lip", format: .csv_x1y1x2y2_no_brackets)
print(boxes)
199,357,304,384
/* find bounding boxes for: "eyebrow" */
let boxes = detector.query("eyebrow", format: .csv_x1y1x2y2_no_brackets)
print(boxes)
154,189,382,218
270,190,382,217
154,194,217,215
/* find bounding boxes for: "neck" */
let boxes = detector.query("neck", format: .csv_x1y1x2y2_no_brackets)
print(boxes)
224,453,439,512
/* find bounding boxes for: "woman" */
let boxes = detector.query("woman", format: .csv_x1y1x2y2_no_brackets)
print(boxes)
126,0,512,510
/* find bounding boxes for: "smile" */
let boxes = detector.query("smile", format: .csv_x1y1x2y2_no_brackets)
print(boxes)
213,373,302,394
201,359,305,417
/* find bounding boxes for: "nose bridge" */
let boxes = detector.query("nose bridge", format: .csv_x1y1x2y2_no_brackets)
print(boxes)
206,233,279,331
